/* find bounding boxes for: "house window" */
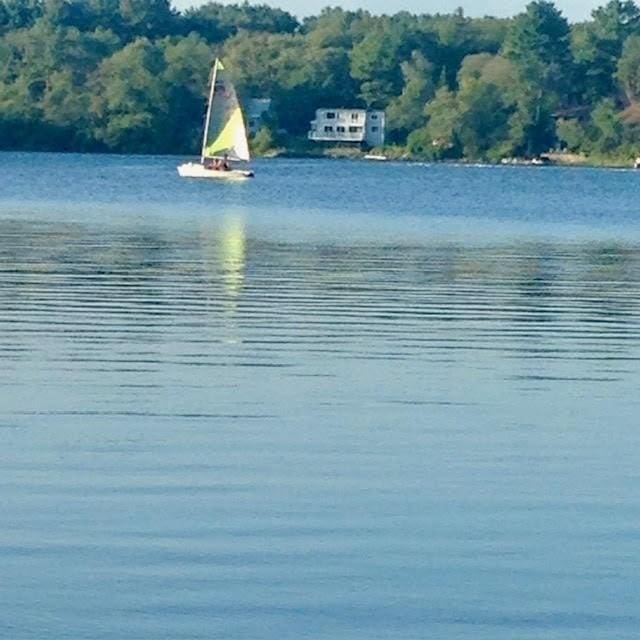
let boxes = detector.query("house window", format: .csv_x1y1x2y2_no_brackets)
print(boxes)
337,126,346,133
326,112,336,119
371,126,379,132
351,113,360,121
371,114,378,120
324,125,334,132
349,126,363,133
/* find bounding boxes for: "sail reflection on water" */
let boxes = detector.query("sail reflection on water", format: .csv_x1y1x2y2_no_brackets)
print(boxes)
197,215,247,345
218,215,246,307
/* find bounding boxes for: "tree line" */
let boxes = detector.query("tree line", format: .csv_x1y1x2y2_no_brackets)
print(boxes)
2,0,640,161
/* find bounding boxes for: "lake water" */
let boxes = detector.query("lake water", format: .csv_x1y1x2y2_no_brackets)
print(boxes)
1,153,640,639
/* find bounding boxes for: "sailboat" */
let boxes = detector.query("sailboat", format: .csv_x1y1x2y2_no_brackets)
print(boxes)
178,59,254,180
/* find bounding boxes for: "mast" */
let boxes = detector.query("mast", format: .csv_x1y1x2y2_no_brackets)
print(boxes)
200,58,219,164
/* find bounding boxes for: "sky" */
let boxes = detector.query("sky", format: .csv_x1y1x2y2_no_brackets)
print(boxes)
173,0,601,23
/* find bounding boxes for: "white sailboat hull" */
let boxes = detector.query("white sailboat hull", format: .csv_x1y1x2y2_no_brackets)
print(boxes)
177,162,254,180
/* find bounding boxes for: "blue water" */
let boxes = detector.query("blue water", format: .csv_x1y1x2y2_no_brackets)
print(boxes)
1,153,640,639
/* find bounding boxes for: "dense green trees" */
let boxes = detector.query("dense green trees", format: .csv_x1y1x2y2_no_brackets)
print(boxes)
502,1,572,156
183,1,297,42
572,0,640,104
617,33,640,100
386,52,435,141
1,0,640,160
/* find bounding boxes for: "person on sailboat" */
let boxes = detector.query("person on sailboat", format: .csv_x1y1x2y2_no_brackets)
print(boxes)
221,154,231,171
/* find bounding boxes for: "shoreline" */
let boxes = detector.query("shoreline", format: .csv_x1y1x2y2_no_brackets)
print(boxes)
260,148,640,169
1,147,638,170
253,141,640,168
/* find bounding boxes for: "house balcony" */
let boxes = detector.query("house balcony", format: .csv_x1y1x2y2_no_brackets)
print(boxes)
308,130,365,143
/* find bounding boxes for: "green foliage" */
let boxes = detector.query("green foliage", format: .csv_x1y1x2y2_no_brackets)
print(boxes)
456,77,513,160
250,125,275,155
90,37,168,151
617,34,640,101
0,0,42,31
302,8,374,49
350,20,414,107
406,55,516,161
0,0,637,160
557,118,586,150
117,0,176,40
504,1,572,79
159,33,213,151
589,97,623,151
183,2,298,43
572,1,640,103
502,1,573,156
458,53,517,98
407,87,459,159
386,51,435,141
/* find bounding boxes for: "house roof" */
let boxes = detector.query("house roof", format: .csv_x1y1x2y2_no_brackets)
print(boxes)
247,99,272,118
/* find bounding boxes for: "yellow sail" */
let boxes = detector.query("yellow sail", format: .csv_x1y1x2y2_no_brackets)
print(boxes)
202,60,250,162
205,108,248,159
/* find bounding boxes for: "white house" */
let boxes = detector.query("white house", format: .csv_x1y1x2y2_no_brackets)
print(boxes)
246,98,272,135
308,108,385,147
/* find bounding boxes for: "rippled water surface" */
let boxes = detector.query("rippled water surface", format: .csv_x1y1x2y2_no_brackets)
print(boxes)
2,153,640,639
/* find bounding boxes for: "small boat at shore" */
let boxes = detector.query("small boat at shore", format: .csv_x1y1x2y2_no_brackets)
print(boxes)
500,156,551,166
178,59,253,180
364,154,388,161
